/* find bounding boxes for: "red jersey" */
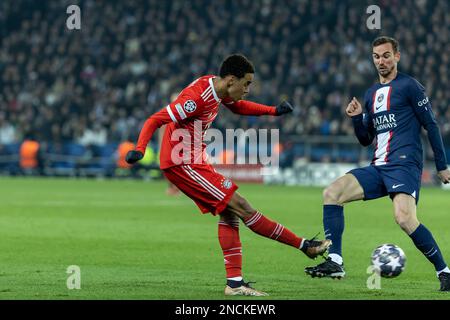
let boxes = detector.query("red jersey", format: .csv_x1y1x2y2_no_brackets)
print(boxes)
135,75,277,169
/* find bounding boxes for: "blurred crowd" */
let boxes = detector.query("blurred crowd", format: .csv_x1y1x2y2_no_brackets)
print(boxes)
1,0,449,149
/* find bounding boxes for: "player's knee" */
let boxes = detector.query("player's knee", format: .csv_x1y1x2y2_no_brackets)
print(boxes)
395,216,407,231
219,210,236,223
229,193,255,218
239,198,254,217
394,209,415,232
323,185,342,204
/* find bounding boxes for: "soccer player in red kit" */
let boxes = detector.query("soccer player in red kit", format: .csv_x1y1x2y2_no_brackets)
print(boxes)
126,54,331,296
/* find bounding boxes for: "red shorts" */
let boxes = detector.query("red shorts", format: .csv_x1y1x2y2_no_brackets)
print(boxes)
163,164,238,215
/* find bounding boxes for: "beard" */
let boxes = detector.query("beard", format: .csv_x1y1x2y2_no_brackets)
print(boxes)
378,65,394,77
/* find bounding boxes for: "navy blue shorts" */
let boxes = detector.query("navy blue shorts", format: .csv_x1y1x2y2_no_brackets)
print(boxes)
348,164,422,204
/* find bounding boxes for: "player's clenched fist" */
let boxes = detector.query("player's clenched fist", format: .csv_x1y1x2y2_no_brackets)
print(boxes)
275,101,295,116
126,150,144,164
345,97,363,117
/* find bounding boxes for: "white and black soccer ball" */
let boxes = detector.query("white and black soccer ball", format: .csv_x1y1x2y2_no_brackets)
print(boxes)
371,244,406,278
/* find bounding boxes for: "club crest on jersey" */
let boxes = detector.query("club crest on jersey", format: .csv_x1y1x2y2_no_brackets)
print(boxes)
377,93,384,103
222,179,232,189
183,100,197,113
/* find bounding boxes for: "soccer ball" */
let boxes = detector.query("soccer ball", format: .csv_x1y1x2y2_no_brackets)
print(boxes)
371,244,406,278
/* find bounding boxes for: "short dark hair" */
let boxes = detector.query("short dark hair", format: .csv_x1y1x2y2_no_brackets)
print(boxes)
219,54,255,78
372,36,399,53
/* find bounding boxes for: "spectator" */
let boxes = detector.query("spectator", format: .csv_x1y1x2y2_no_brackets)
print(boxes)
0,0,448,157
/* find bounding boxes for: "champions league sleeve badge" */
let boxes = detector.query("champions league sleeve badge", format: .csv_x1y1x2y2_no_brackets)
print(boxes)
183,100,197,113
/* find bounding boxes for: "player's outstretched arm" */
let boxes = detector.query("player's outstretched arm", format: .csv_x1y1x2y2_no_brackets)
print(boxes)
223,99,295,116
125,108,173,164
347,97,375,146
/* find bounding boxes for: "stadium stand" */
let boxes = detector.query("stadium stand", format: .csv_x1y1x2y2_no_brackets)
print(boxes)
0,0,448,176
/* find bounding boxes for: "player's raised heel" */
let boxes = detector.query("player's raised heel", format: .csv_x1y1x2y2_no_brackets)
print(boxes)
224,283,268,296
439,272,450,291
301,239,332,259
305,257,346,279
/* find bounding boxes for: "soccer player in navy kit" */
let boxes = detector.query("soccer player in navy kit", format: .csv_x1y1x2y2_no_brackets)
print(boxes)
305,36,450,291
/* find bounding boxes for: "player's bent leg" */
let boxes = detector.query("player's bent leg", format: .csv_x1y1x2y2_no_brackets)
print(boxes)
226,192,331,259
225,192,255,219
393,193,450,290
323,173,365,205
392,193,419,234
306,174,365,279
306,174,364,278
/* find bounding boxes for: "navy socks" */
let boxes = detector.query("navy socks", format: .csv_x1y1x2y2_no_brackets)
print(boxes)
323,205,344,257
409,224,447,272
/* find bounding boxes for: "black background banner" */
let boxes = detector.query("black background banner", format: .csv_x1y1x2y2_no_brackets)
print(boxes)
1,300,449,319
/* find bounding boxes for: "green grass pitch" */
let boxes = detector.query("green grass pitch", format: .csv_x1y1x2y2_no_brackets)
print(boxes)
0,177,449,300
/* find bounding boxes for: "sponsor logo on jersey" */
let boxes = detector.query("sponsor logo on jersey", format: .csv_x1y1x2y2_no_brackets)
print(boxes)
184,100,197,113
373,113,397,130
417,97,429,107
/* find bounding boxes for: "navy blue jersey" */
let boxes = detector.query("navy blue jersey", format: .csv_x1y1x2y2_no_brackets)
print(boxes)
352,72,447,171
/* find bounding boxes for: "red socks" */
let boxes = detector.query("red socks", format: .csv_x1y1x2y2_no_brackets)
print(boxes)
218,219,242,279
218,211,304,280
244,211,303,249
